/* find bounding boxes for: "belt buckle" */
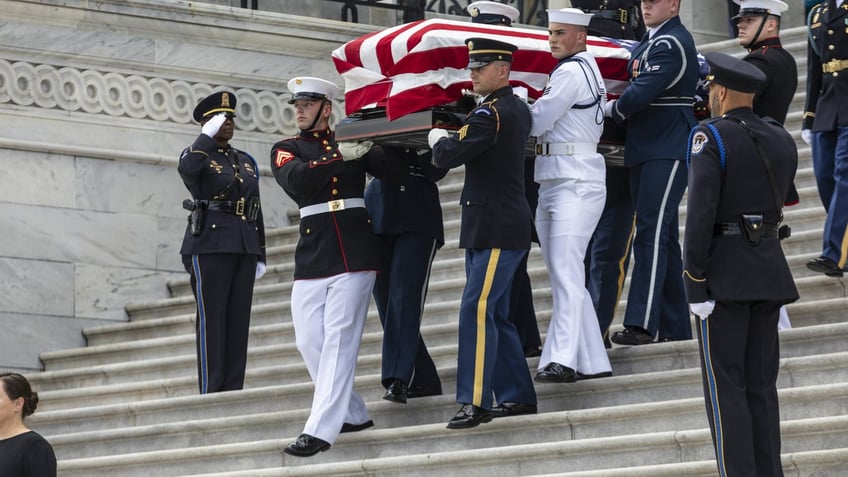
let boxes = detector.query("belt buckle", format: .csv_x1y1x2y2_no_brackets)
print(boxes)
328,199,344,212
618,9,628,24
535,143,543,155
235,198,245,216
564,143,575,155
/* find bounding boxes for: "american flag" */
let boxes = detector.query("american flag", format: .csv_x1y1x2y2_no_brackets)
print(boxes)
332,19,636,121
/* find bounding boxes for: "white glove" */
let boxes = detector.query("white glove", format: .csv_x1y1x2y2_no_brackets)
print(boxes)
201,112,227,138
603,99,617,118
338,141,373,161
255,261,266,280
428,128,449,148
689,300,715,320
801,129,813,146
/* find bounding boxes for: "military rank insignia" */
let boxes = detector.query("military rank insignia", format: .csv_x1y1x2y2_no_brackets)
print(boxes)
690,131,709,156
275,150,294,168
209,160,224,174
457,124,469,141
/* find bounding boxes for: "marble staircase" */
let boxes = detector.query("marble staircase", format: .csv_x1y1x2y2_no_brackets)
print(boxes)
25,25,848,476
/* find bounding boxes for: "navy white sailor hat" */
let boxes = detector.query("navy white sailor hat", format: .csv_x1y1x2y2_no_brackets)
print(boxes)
467,1,520,26
704,52,766,94
193,90,236,123
732,0,788,20
547,7,594,27
286,77,341,104
465,37,518,69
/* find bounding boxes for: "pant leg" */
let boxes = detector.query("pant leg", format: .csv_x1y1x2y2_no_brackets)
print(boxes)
380,232,442,389
746,301,783,477
696,301,758,477
821,126,848,268
190,254,239,394
624,160,688,337
657,212,692,341
507,252,541,352
811,130,837,211
586,166,635,342
292,271,375,445
220,253,258,391
536,178,609,373
455,248,527,410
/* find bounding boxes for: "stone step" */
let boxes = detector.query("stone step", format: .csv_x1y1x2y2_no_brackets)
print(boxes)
45,381,848,462
53,414,848,477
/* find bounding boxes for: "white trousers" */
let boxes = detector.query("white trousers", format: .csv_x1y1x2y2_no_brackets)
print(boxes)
536,178,612,375
290,271,375,444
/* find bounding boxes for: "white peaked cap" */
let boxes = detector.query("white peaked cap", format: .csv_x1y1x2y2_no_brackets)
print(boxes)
467,1,520,22
286,77,341,103
732,0,789,17
547,8,594,27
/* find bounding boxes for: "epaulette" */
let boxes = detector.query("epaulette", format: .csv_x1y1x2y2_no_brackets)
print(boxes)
686,117,726,171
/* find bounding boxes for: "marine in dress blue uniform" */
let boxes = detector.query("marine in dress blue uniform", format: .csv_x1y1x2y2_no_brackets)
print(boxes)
684,52,798,477
365,147,446,403
607,0,698,345
272,77,404,457
178,91,267,394
803,0,848,277
575,0,646,348
468,1,543,358
429,38,538,428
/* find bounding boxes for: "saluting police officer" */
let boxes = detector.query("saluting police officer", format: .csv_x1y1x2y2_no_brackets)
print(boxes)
271,77,403,457
803,0,848,277
429,38,538,428
684,52,798,477
179,91,267,395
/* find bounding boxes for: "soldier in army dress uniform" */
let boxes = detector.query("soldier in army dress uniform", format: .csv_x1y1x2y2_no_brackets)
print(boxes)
429,37,538,428
684,52,798,476
803,0,848,277
271,77,404,457
178,91,267,395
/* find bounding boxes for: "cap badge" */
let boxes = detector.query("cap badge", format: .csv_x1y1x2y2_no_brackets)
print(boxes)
221,92,230,108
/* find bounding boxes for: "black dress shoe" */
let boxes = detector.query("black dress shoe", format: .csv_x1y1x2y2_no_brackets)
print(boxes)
610,327,654,346
492,401,538,418
807,256,844,277
576,371,613,380
340,419,374,433
283,434,330,457
534,362,577,383
383,379,408,404
406,384,442,399
446,404,492,429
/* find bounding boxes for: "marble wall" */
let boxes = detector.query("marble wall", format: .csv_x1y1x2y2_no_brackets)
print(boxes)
0,0,379,371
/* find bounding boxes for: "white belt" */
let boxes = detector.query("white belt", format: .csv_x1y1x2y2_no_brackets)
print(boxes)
299,198,366,218
535,142,597,156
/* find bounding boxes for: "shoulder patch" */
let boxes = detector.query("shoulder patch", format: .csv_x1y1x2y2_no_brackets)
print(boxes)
474,108,492,116
690,131,709,156
274,149,294,168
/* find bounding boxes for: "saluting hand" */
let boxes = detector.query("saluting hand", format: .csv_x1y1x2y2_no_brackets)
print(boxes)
201,112,228,138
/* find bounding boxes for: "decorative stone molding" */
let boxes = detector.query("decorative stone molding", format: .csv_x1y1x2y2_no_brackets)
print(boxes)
0,59,345,135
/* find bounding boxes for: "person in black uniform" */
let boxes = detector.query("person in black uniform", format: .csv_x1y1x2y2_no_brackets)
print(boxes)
467,1,543,358
179,91,267,395
573,0,645,348
271,77,404,457
365,147,446,403
0,373,57,477
429,38,538,428
803,0,848,277
684,52,799,476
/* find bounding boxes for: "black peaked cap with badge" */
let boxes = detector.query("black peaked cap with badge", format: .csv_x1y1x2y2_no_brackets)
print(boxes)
465,37,518,69
704,52,766,94
193,90,237,123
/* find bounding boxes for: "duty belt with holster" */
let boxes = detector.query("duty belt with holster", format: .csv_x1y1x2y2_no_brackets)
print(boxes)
823,59,848,74
587,8,628,24
183,197,260,235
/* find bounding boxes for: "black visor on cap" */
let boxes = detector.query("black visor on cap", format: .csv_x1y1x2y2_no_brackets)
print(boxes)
288,92,328,104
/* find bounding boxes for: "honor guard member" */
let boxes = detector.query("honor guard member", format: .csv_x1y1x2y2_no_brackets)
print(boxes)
606,0,698,345
179,91,267,395
570,0,645,40
271,77,403,457
803,0,848,277
467,0,544,358
573,0,646,348
530,8,613,384
429,38,538,427
684,52,798,477
365,147,447,404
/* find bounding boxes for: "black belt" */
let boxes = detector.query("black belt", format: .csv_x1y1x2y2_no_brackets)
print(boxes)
588,9,628,24
184,198,260,222
713,222,778,238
